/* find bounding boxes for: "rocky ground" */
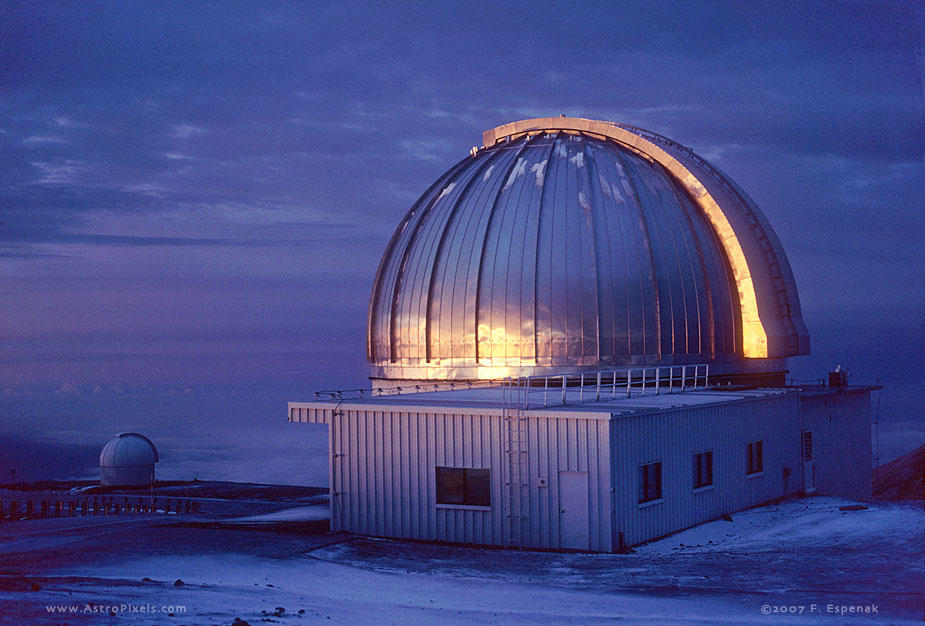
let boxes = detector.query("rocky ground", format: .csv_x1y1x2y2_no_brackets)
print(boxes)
0,487,922,625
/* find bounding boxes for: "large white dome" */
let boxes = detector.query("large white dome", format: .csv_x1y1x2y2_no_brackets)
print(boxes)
367,117,809,382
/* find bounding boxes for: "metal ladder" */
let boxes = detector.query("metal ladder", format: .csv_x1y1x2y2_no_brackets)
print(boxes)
502,377,529,548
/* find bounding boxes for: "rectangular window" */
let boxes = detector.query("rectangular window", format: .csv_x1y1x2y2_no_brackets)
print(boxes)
436,467,490,507
802,431,813,461
693,451,713,489
638,461,662,503
746,440,763,475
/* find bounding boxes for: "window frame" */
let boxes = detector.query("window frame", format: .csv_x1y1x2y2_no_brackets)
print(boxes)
638,461,663,504
435,466,491,508
746,440,764,476
693,450,714,490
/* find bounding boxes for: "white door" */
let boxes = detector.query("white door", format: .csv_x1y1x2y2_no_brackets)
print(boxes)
558,471,590,550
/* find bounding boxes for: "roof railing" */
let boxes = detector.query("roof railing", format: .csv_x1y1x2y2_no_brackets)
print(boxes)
314,379,503,403
314,364,710,406
504,364,710,410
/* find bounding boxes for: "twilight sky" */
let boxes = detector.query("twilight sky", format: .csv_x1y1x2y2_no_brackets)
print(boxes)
1,1,922,465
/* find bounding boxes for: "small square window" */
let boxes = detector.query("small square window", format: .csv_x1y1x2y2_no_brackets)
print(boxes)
693,451,713,489
436,467,490,506
746,441,763,475
638,461,662,503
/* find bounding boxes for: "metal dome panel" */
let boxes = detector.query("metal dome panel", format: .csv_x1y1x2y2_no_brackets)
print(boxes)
99,432,159,467
368,119,808,382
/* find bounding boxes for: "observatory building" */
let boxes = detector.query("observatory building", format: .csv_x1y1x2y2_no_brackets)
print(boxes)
99,432,158,486
290,117,876,551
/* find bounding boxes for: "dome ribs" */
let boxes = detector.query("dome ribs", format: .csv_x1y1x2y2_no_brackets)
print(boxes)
370,153,473,363
393,155,473,365
611,147,662,361
668,175,718,359
473,135,541,367
532,134,561,368
424,147,507,364
368,117,808,381
523,135,557,366
575,135,603,363
583,139,617,362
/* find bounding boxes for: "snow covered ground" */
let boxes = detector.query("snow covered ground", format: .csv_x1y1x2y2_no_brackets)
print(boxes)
224,505,329,523
1,496,922,625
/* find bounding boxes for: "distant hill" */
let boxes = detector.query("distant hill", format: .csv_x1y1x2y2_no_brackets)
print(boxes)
874,444,924,501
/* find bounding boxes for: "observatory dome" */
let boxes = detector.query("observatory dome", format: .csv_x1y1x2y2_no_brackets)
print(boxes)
99,432,158,486
368,117,809,383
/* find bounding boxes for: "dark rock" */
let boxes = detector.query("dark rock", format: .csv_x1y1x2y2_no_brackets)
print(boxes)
723,515,733,522
838,504,869,511
873,444,925,500
232,619,252,626
142,577,155,582
173,579,184,586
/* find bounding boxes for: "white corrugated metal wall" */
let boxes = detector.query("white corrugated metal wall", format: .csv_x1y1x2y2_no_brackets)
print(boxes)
801,390,872,498
526,415,612,551
610,392,802,547
292,393,809,551
289,404,612,550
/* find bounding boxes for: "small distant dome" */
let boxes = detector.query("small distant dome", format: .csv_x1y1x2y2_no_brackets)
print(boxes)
99,433,158,486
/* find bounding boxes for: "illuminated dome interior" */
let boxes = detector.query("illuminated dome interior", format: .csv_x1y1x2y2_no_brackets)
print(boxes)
368,118,808,382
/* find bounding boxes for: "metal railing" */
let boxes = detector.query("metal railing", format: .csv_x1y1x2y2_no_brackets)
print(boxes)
504,364,710,410
314,379,502,402
314,364,709,407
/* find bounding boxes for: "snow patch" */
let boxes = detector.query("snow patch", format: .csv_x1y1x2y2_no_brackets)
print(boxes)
226,505,329,523
599,171,625,204
578,191,591,212
530,160,548,188
502,158,527,192
437,182,456,200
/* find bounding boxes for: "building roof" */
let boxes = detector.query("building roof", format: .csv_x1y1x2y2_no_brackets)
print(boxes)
367,117,808,383
291,385,794,420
